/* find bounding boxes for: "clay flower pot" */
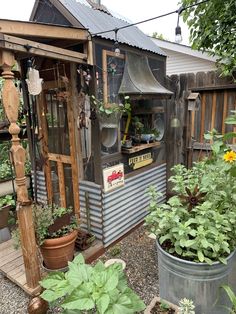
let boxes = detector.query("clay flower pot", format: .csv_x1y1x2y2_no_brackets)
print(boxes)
144,297,179,314
40,229,78,270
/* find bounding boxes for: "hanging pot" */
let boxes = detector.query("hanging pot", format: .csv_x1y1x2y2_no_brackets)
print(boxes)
97,111,122,129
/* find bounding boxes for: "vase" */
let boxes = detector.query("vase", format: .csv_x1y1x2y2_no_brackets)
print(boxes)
40,229,78,270
156,240,236,314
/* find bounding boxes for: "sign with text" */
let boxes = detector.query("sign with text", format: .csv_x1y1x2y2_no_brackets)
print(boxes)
129,152,153,170
103,164,125,192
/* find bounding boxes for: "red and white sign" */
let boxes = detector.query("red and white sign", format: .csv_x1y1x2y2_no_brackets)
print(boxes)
103,164,125,192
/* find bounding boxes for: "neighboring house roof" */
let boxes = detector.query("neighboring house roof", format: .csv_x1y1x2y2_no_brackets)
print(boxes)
31,0,166,56
151,38,218,76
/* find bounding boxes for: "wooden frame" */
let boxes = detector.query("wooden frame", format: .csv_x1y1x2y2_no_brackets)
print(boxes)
0,19,88,41
0,33,88,64
102,50,124,103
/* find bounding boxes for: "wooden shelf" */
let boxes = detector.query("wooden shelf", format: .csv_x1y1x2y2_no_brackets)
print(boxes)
121,141,161,154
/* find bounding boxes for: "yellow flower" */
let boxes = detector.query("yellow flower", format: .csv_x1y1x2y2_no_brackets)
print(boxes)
223,151,236,163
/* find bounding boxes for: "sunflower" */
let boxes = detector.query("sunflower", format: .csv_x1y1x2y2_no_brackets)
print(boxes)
223,150,236,163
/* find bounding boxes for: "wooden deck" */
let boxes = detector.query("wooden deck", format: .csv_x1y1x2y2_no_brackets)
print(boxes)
0,239,42,295
0,238,105,296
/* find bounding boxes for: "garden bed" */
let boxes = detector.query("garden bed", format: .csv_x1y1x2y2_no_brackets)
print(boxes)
0,225,158,313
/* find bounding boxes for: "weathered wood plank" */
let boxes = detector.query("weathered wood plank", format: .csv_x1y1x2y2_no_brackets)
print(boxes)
48,153,71,164
0,19,88,40
57,162,66,208
2,34,88,64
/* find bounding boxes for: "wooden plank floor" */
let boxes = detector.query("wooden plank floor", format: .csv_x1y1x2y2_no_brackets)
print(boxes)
0,239,41,296
0,238,105,296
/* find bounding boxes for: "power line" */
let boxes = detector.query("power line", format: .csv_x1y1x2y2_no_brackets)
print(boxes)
91,0,210,36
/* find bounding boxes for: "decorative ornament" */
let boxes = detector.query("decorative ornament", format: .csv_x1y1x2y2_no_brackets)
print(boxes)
27,296,49,314
26,68,43,96
179,185,207,211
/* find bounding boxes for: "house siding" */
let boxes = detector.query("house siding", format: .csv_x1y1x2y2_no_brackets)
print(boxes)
157,48,217,76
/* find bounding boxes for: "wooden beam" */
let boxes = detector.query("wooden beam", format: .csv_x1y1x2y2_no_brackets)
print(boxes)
0,34,88,64
222,91,228,134
57,162,66,208
68,63,80,218
211,92,217,131
0,49,41,288
0,19,88,41
200,93,206,142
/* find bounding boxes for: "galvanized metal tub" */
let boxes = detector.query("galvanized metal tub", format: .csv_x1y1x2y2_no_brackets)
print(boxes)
156,240,236,314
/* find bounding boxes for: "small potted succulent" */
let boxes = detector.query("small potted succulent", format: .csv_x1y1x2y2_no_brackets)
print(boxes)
145,129,236,313
39,254,145,313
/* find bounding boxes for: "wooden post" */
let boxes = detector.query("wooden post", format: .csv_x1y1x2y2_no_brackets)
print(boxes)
0,50,41,288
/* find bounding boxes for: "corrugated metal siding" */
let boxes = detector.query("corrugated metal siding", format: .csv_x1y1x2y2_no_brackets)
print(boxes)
80,164,166,247
162,48,217,76
31,171,48,204
59,0,166,56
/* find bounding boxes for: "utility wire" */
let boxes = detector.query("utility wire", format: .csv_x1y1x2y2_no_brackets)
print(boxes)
91,0,210,36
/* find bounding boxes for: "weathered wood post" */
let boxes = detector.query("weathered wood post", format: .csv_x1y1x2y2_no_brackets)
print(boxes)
0,50,41,288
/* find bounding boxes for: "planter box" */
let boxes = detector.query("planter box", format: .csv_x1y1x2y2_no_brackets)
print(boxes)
144,297,179,314
156,240,236,314
0,177,30,197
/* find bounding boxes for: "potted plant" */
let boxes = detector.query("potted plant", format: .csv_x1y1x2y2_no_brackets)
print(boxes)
145,297,179,313
14,204,78,270
145,130,236,314
0,194,15,229
91,95,131,128
39,254,145,313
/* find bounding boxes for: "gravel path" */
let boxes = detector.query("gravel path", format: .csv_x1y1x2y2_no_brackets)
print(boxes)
0,225,158,313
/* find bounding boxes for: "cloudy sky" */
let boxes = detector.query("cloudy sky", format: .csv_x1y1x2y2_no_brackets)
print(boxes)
0,0,190,44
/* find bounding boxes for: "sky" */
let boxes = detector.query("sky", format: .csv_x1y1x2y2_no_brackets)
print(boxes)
0,0,190,44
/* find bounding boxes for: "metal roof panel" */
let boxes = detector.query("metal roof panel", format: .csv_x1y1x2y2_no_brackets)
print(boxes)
59,0,166,56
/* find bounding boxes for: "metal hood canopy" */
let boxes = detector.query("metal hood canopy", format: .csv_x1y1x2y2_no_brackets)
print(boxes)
119,52,173,98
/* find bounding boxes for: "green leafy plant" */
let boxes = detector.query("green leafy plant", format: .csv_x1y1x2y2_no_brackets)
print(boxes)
179,298,195,314
91,95,131,116
221,285,236,313
40,254,145,314
159,300,170,312
0,194,15,208
14,204,78,247
145,132,236,264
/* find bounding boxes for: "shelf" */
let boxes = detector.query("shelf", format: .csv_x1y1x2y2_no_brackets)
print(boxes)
121,141,161,154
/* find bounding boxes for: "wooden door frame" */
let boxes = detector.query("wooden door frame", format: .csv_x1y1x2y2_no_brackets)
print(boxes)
38,67,80,218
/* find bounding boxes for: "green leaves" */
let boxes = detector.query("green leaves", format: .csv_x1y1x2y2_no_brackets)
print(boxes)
181,0,236,77
40,254,145,314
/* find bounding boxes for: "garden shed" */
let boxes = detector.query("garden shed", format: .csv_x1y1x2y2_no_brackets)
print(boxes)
0,0,172,294
30,0,172,248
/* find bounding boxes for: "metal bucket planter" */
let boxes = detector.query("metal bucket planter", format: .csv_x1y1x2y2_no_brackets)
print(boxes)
157,240,236,314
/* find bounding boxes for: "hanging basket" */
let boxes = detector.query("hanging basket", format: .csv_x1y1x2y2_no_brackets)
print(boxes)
97,111,122,128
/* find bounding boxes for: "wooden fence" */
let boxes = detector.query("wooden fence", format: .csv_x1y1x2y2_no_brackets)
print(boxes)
165,71,236,193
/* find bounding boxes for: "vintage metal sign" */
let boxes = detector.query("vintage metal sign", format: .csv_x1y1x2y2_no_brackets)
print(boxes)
103,164,125,192
129,152,153,170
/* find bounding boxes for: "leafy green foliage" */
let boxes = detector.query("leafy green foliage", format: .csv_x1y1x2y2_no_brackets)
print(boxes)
181,0,236,77
145,135,236,264
33,204,77,246
159,300,170,311
40,254,145,314
91,95,131,116
221,285,236,313
0,194,15,208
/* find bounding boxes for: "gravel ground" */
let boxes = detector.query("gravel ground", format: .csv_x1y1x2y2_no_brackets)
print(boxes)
0,225,158,313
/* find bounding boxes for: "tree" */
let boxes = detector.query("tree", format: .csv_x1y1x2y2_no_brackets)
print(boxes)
181,0,236,77
151,32,168,41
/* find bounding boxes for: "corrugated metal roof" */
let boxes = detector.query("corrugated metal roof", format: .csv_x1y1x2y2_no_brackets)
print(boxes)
59,0,166,56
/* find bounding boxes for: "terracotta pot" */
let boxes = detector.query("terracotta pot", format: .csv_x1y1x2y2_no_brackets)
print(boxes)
40,229,78,270
144,297,179,314
0,205,11,229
